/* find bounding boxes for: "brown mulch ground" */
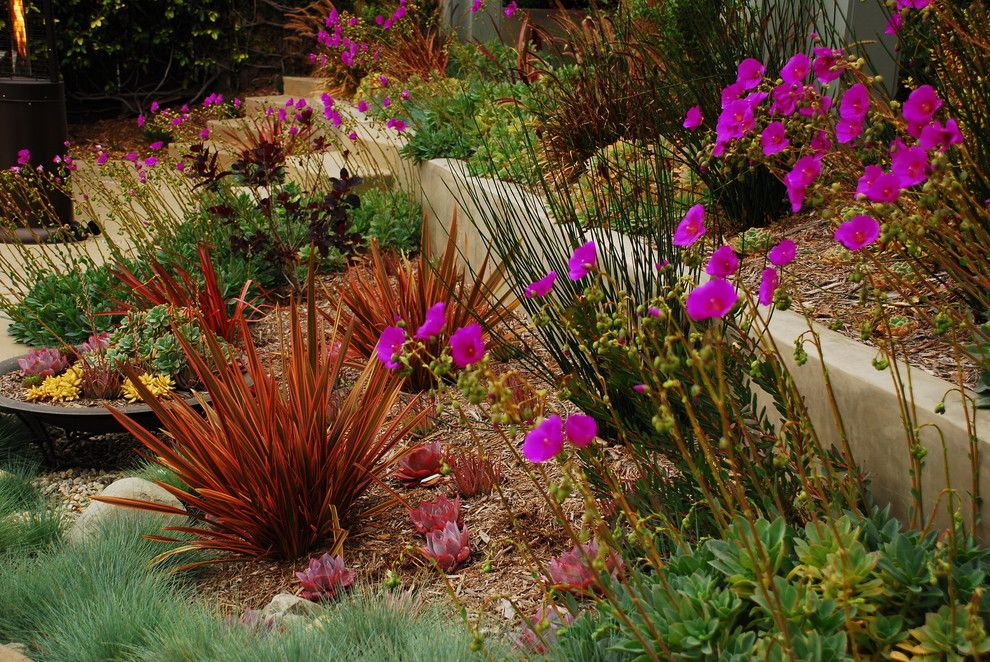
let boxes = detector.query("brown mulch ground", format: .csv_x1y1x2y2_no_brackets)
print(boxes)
734,211,980,388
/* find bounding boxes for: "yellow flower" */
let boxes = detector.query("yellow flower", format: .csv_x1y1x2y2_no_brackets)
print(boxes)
121,373,175,404
23,365,83,403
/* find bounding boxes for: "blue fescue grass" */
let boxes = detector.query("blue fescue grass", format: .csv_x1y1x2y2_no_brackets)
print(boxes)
0,511,501,661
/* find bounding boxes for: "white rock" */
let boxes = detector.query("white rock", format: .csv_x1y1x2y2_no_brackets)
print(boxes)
0,643,32,661
260,593,324,621
67,477,186,545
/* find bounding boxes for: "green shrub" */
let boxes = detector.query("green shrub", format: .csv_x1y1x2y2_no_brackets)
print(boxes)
348,188,422,252
554,510,990,660
5,258,124,347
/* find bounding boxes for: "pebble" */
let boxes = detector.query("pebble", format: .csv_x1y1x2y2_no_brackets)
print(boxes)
32,468,129,520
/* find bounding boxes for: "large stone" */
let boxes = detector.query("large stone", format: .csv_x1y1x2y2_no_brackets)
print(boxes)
260,593,324,621
0,643,32,661
67,477,186,545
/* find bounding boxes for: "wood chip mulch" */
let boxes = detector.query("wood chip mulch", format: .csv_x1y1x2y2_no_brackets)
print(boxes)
735,211,979,388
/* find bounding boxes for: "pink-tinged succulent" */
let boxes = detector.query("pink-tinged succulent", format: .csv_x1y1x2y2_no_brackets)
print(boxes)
421,521,470,571
394,441,443,485
18,348,69,378
409,494,462,534
295,553,356,601
516,605,576,653
545,539,624,592
79,332,111,355
228,608,281,633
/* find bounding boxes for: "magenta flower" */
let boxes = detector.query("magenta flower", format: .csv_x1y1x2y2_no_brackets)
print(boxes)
673,204,706,247
785,155,821,188
567,241,597,280
767,239,796,266
96,151,109,166
716,99,755,142
376,325,406,369
450,323,485,367
16,149,30,165
919,119,964,152
856,165,883,197
758,268,780,306
810,130,832,154
504,1,517,16
865,171,902,203
839,83,870,120
720,82,745,106
685,279,738,321
761,121,789,155
150,100,160,113
137,114,146,128
378,75,389,87
401,89,411,100
780,53,811,84
787,183,808,213
386,118,407,133
812,47,844,83
736,58,766,90
470,0,483,12
770,83,802,116
564,414,597,448
902,85,941,125
525,271,557,298
834,215,880,251
885,12,903,35
705,245,739,277
415,302,447,340
382,96,392,107
521,415,564,463
348,131,358,141
835,118,863,144
144,157,158,167
683,105,703,130
357,99,369,112
891,143,929,188
149,141,165,150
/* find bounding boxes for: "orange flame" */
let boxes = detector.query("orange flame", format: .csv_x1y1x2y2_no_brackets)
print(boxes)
10,0,27,60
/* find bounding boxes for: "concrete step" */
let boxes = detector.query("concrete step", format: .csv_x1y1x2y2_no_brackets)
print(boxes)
243,95,295,114
283,76,325,99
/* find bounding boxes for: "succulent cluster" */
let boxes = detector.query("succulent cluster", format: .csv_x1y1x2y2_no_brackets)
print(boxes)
23,365,84,403
545,539,624,593
394,441,443,486
408,493,470,573
18,348,70,379
121,373,176,404
295,553,356,602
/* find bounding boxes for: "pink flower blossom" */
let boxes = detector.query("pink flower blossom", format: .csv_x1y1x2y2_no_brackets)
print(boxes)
567,241,597,280
885,12,903,35
835,118,863,144
768,239,796,266
810,130,832,154
376,326,406,369
348,131,358,141
450,323,485,367
865,171,902,203
720,82,745,107
902,85,941,125
415,302,446,340
812,47,844,83
470,0,483,12
683,105,703,130
564,414,597,448
785,155,821,188
176,162,186,171
382,96,392,107
705,245,739,277
685,278,738,321
780,53,811,84
736,58,766,90
891,143,929,188
137,114,146,128
504,1,517,16
144,157,158,167
758,268,780,306
150,101,160,113
839,83,870,120
149,141,165,150
522,416,564,463
856,165,883,197
761,121,789,155
378,75,389,87
919,119,964,151
716,99,755,142
673,204,706,247
525,271,557,298
770,83,802,116
16,149,30,165
96,152,109,166
199,128,210,140
357,99,369,112
787,183,808,212
834,215,880,250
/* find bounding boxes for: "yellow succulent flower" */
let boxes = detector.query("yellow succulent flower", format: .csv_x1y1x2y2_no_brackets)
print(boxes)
122,373,175,404
23,365,84,403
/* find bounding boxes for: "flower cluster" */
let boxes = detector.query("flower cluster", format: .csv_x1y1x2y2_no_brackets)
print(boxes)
375,302,487,373
521,413,597,463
